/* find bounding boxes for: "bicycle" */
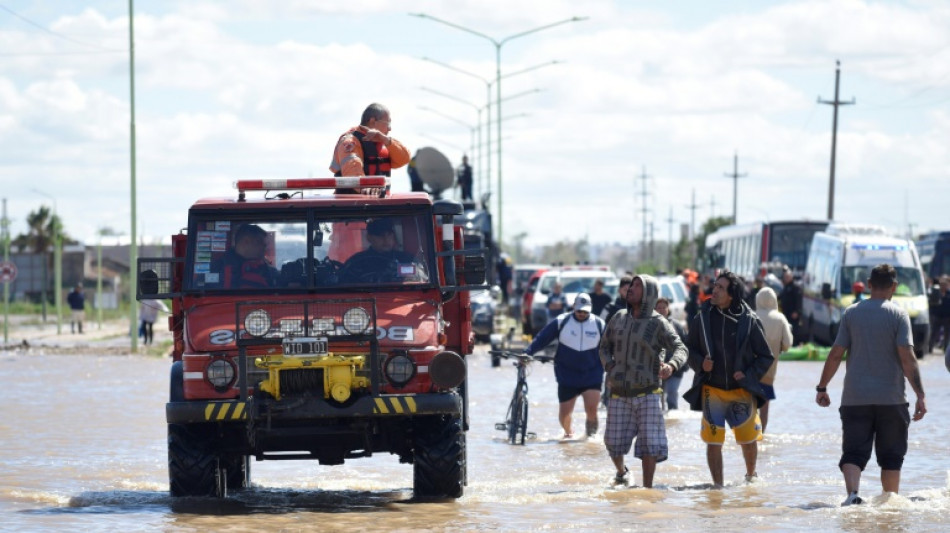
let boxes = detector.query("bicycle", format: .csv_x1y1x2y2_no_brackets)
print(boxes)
490,349,553,445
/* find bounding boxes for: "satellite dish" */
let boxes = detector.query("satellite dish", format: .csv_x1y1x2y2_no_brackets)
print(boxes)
414,147,454,194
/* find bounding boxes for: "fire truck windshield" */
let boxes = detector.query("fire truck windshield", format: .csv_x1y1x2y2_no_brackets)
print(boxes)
186,212,434,291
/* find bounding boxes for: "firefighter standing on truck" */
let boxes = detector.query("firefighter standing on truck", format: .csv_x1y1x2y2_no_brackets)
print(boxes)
330,103,411,183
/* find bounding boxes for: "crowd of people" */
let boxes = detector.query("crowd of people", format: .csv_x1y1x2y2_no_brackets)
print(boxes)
520,263,928,505
330,103,933,503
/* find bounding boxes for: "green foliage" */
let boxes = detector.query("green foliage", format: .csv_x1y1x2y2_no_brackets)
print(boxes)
695,216,733,258
11,206,74,254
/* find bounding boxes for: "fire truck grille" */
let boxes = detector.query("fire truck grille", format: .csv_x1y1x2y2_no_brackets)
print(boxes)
280,368,325,395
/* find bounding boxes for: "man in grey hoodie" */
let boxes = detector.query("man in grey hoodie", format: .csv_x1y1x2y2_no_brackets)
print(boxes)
599,274,687,487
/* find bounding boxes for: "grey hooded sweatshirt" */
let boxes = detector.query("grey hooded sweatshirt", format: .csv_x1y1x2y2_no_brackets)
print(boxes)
599,274,688,396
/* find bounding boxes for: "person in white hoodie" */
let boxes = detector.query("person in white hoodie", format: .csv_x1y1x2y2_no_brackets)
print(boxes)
755,287,792,434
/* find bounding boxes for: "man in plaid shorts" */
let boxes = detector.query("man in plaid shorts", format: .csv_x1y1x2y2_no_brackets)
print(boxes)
599,274,687,487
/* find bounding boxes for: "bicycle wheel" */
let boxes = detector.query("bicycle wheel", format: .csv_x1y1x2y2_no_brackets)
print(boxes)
509,386,529,445
505,391,521,445
516,388,529,445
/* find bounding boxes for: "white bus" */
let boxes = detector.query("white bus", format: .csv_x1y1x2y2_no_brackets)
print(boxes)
703,220,829,280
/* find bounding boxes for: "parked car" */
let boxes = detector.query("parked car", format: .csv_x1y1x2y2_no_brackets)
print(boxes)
509,263,548,320
528,267,617,334
471,287,499,342
656,275,689,326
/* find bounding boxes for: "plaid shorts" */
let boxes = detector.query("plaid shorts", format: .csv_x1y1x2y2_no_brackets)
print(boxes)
604,394,668,462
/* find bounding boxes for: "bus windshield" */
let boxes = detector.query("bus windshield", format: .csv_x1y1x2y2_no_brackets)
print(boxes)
769,223,828,272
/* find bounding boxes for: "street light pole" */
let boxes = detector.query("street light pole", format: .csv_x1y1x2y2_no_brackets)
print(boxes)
420,57,560,203
129,0,139,350
420,87,483,194
411,13,587,247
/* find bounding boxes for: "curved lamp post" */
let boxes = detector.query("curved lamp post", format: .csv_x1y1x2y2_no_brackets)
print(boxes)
411,13,587,245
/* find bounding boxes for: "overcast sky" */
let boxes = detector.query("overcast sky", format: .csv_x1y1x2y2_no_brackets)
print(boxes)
1,0,948,249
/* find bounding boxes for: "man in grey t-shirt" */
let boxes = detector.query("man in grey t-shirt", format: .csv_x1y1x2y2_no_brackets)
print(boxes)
815,263,927,506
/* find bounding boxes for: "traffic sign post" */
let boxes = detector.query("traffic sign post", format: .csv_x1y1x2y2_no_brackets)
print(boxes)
0,260,16,283
0,260,14,345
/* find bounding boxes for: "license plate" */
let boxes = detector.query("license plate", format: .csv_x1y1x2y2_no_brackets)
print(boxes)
282,337,328,356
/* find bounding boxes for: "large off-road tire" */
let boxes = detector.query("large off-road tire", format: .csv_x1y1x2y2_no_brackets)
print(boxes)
223,454,251,491
413,415,465,499
168,423,218,497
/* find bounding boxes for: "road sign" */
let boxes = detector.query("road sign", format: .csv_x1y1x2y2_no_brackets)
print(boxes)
0,261,16,283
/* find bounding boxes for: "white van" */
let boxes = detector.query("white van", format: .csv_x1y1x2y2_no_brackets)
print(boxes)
802,224,930,358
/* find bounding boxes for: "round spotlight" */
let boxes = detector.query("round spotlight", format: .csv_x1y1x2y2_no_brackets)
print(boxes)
383,353,416,387
207,359,236,389
342,307,371,334
244,309,272,337
429,351,466,389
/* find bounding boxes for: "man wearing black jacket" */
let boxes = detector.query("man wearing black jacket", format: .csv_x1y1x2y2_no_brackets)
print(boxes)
683,271,774,487
779,267,803,345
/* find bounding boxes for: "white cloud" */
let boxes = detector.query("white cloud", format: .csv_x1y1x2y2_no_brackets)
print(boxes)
0,0,947,248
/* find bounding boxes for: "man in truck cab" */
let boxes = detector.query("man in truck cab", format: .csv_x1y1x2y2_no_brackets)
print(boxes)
340,218,424,283
216,223,279,289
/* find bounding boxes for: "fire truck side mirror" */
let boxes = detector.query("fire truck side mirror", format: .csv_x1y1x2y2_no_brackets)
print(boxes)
461,255,487,285
433,199,463,216
139,269,159,297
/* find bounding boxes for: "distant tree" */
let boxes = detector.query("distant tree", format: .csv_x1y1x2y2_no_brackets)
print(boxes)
539,240,590,266
695,216,733,261
672,237,694,271
11,205,74,253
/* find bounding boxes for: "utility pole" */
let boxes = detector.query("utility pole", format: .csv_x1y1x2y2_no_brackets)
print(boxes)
723,151,747,224
685,188,701,241
2,198,8,344
665,206,675,272
685,189,702,268
818,60,855,221
129,0,139,350
636,166,651,262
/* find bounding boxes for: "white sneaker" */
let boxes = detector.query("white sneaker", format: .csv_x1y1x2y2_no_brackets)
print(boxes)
841,492,863,506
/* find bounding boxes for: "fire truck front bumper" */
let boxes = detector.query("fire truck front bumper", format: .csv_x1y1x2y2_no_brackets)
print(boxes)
166,393,462,425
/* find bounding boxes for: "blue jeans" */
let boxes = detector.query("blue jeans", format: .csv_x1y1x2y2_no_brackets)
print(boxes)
662,374,684,410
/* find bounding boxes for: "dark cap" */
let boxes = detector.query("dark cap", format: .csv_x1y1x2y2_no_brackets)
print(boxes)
234,223,266,242
366,218,395,236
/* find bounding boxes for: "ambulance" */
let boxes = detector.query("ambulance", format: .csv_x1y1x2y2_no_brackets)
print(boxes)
802,223,930,358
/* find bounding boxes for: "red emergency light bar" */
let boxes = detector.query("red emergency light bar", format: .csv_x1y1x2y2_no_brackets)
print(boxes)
235,177,390,192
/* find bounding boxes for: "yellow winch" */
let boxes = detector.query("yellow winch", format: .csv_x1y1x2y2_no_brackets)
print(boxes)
255,353,370,402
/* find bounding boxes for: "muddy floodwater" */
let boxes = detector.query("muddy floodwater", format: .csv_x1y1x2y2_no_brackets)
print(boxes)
2,346,950,532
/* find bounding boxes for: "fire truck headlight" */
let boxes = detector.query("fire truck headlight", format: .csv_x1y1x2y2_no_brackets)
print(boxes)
383,352,415,387
429,351,466,389
244,309,272,337
207,359,236,389
343,307,371,334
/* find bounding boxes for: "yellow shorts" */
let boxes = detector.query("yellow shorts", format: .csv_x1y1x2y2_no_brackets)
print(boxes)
700,385,762,445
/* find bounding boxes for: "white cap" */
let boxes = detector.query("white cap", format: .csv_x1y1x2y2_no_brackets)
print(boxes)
573,293,593,313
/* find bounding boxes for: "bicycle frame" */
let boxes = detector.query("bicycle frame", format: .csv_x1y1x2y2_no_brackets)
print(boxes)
490,350,551,445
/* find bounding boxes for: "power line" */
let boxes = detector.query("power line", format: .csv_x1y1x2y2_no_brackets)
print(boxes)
0,4,120,52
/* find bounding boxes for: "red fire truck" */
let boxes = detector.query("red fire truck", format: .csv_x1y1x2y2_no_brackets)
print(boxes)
137,177,486,499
